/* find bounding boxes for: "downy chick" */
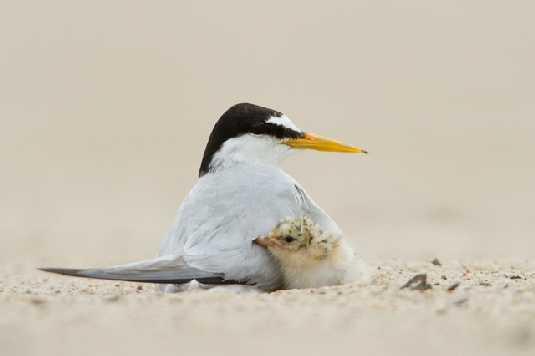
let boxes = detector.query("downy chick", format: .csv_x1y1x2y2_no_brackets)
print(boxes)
254,217,367,289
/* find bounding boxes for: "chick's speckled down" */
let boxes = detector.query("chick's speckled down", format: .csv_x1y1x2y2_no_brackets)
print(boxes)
265,217,339,259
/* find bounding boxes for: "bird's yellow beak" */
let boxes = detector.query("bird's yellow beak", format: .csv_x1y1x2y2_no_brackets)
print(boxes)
284,133,367,154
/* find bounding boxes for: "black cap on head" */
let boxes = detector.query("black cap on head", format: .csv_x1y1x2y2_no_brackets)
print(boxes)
199,103,303,176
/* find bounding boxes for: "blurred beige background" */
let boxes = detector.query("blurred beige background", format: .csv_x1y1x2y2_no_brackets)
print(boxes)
1,0,534,266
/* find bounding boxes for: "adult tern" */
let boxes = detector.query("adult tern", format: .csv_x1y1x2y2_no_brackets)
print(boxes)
41,103,368,291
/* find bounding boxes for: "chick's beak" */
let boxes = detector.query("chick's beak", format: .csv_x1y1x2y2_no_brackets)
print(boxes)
253,237,268,247
284,133,367,154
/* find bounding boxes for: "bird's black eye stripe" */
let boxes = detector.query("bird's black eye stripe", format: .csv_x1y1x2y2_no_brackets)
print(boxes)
284,236,295,243
251,123,304,140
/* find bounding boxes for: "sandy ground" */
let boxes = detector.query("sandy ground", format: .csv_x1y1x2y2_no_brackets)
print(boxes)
2,2,535,356
2,260,534,356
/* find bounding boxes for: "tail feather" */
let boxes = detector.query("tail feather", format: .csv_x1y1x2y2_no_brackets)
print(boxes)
39,256,247,285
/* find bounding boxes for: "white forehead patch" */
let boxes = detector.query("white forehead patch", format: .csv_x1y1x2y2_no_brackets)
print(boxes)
266,115,301,132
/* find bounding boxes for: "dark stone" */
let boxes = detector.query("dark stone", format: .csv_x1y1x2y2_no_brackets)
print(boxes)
431,258,442,266
447,282,460,292
400,274,433,291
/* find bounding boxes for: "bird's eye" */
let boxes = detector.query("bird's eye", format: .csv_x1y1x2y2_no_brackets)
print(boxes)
284,236,295,243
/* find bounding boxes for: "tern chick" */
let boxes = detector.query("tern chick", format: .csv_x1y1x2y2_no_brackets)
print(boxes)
255,217,364,289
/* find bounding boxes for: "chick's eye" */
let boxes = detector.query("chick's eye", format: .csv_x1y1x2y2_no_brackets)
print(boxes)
284,236,295,243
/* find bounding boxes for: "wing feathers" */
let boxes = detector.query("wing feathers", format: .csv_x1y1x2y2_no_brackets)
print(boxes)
39,256,248,285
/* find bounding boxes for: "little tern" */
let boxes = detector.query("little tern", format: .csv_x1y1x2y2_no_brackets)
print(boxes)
41,103,368,291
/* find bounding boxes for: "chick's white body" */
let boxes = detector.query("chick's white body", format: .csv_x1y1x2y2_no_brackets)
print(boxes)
276,239,358,289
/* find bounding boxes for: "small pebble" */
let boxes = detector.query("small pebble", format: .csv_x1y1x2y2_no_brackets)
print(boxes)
29,297,47,306
453,297,469,307
447,282,460,292
104,295,121,303
401,274,432,291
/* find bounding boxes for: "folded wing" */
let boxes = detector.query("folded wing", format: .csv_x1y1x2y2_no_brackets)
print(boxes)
39,255,248,285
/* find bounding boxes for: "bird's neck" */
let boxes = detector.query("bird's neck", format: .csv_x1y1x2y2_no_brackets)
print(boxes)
202,135,292,175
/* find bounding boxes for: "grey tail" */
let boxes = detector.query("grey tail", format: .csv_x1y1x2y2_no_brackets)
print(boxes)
39,256,248,285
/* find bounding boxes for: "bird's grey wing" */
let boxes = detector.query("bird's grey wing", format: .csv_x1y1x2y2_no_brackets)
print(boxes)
160,165,307,290
39,255,247,285
293,184,343,237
